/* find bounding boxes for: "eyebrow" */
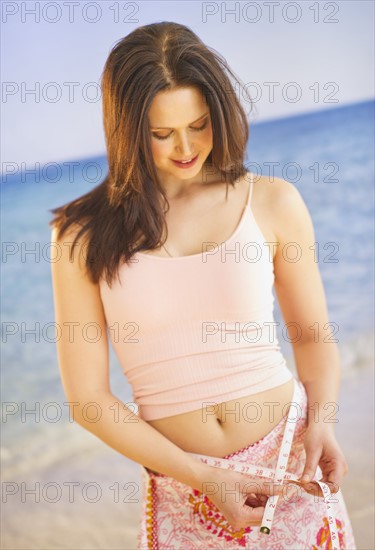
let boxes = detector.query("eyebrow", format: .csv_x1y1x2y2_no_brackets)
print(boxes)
150,112,210,130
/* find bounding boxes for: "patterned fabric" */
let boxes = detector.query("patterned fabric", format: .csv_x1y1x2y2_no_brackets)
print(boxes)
136,380,356,549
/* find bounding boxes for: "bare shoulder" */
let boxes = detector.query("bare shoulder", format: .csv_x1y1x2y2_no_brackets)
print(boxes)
251,174,315,245
51,221,90,275
50,220,105,318
252,173,302,210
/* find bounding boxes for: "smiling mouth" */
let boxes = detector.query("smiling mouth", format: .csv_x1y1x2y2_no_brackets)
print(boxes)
171,154,199,166
174,156,195,162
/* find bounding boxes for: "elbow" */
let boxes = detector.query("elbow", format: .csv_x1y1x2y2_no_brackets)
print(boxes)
65,389,111,426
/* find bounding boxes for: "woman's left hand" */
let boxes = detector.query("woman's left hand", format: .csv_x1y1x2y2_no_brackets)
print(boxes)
295,424,349,497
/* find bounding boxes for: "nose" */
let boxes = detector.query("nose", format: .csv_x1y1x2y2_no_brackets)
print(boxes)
175,131,194,157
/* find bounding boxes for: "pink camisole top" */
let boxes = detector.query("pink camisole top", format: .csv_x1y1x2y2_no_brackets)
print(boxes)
99,172,293,421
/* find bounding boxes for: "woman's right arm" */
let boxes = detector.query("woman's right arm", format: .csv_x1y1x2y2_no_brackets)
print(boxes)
50,223,211,491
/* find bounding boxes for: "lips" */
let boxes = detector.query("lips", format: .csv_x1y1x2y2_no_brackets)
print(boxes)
171,154,199,168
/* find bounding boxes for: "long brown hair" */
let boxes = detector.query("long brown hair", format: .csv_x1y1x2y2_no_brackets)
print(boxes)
48,21,253,287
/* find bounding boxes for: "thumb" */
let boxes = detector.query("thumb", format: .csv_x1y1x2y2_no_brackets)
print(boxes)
299,446,321,482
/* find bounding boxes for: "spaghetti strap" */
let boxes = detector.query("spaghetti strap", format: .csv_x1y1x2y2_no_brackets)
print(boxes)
246,171,254,208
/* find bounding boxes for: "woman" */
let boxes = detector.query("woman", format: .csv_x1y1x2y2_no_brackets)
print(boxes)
49,21,356,549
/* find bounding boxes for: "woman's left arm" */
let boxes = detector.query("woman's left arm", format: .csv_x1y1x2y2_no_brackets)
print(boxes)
270,177,348,494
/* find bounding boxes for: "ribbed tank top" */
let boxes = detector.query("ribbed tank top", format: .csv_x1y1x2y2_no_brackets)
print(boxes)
99,172,293,420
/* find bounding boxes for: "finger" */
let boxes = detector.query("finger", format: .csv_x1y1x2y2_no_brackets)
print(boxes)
319,476,340,494
325,460,348,488
319,479,341,494
245,494,267,507
299,448,321,482
240,504,265,525
227,507,265,530
318,459,348,495
242,478,283,499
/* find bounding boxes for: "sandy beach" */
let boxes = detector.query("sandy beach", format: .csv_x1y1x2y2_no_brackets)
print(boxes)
2,361,374,550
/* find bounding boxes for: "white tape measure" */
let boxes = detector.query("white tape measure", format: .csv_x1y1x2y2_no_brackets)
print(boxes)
187,379,341,550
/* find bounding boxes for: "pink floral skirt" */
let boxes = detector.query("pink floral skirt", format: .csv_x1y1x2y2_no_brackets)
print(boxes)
136,379,356,549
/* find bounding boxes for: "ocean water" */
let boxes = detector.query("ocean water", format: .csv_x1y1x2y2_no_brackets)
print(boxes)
1,99,374,479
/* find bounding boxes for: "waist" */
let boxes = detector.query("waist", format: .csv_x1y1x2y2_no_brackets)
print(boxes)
133,350,293,421
146,377,299,459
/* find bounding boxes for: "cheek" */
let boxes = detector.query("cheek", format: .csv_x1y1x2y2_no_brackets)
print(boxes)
151,140,172,162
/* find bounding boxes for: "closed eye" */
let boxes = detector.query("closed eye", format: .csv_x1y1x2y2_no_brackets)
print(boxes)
152,120,209,141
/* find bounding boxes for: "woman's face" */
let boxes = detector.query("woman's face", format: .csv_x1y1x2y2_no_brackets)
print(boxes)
148,86,213,185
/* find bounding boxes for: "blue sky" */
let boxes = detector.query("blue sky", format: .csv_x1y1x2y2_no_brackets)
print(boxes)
1,0,374,168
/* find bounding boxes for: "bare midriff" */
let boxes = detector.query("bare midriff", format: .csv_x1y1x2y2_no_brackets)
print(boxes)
147,377,295,457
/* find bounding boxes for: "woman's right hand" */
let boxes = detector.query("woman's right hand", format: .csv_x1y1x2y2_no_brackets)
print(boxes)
196,464,287,531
